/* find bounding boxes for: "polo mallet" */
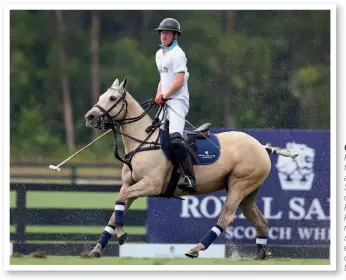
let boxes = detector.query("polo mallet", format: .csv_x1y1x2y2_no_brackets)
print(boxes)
49,129,112,172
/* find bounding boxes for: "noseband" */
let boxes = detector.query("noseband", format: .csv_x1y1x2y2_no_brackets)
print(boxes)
93,87,128,128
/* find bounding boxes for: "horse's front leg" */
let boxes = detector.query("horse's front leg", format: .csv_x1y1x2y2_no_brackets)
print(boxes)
88,185,135,258
112,176,162,242
89,177,162,258
104,196,137,244
112,189,138,245
122,176,162,200
89,178,160,254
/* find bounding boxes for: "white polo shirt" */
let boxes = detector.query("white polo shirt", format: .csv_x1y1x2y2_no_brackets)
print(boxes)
155,42,190,108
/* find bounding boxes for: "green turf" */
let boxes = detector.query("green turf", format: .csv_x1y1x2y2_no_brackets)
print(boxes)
9,256,330,265
10,178,123,185
27,225,145,234
14,240,122,244
10,191,16,208
10,164,123,186
11,225,144,234
10,191,147,209
10,190,147,238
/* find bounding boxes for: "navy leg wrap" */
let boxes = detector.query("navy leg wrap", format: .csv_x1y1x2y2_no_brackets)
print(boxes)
98,224,115,249
256,235,267,255
115,201,125,226
200,225,224,249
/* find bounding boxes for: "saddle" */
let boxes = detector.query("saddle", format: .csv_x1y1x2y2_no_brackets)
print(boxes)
183,123,212,164
160,121,220,165
157,121,221,199
186,122,212,138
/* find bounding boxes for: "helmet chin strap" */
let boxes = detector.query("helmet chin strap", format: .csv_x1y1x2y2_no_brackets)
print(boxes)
168,33,177,46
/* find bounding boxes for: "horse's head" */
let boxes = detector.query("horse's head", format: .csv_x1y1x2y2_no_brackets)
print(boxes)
84,77,128,129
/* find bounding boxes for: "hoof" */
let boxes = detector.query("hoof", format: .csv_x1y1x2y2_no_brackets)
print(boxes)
88,243,102,258
88,251,101,258
117,232,129,245
255,248,272,260
185,250,199,259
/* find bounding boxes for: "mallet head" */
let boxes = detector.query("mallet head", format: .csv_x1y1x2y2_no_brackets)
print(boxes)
49,165,61,172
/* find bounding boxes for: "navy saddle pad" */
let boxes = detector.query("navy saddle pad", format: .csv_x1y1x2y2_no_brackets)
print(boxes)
159,129,221,165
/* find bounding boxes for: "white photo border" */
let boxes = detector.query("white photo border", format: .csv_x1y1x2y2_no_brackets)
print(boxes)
2,1,340,279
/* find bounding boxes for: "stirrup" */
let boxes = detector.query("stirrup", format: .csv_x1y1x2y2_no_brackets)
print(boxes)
178,176,197,193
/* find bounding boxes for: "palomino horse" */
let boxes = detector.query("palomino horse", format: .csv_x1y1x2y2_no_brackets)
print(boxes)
84,77,298,259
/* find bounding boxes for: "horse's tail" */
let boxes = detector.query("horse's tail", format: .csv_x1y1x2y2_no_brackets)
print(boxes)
264,143,299,159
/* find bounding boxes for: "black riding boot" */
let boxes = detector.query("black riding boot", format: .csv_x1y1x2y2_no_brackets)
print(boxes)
177,154,197,194
170,132,197,194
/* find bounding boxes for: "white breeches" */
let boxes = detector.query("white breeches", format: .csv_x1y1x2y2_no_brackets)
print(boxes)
159,99,189,135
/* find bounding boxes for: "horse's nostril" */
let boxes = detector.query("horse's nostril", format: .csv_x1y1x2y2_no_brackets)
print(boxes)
87,114,95,121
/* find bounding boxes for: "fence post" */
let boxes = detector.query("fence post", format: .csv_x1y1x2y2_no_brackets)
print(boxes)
71,165,77,185
16,185,26,243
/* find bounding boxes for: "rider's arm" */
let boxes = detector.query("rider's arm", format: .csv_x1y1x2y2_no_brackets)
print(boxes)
162,51,186,100
155,49,163,99
156,81,162,99
162,73,184,100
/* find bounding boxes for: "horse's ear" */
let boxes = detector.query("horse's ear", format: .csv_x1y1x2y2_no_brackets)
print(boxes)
112,78,119,88
120,76,128,89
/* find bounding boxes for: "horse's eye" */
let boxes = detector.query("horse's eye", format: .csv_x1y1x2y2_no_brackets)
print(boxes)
110,96,116,101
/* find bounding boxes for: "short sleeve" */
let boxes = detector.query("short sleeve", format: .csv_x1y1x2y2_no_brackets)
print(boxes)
155,50,162,74
172,51,187,73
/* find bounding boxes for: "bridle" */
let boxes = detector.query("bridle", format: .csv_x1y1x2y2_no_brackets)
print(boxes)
91,87,163,173
93,87,128,127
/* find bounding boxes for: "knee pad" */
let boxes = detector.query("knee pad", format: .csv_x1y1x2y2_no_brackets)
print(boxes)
170,133,188,161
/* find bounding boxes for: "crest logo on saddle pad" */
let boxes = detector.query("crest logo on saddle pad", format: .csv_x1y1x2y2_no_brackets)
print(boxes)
275,142,315,191
199,150,215,159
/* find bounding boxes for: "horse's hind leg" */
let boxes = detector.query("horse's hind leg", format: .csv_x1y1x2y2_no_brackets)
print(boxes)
185,179,249,258
239,189,271,260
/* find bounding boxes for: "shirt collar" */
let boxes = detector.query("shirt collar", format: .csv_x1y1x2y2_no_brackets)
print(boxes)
159,41,178,51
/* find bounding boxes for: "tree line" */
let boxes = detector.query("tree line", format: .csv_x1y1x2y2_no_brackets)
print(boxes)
10,10,330,161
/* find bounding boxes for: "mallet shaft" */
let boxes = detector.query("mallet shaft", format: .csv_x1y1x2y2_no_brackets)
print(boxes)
52,129,112,169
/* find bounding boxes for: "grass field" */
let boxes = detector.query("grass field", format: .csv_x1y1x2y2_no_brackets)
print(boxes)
10,256,330,265
9,167,330,266
10,191,147,209
10,165,123,185
10,190,147,237
11,166,121,177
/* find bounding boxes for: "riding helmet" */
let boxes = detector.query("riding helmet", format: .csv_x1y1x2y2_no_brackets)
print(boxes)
154,18,181,35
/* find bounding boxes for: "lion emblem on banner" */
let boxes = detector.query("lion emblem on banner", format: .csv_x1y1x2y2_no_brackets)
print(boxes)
275,142,315,191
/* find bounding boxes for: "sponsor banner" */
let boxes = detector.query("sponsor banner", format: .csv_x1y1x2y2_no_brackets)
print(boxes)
147,129,330,246
119,244,225,258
